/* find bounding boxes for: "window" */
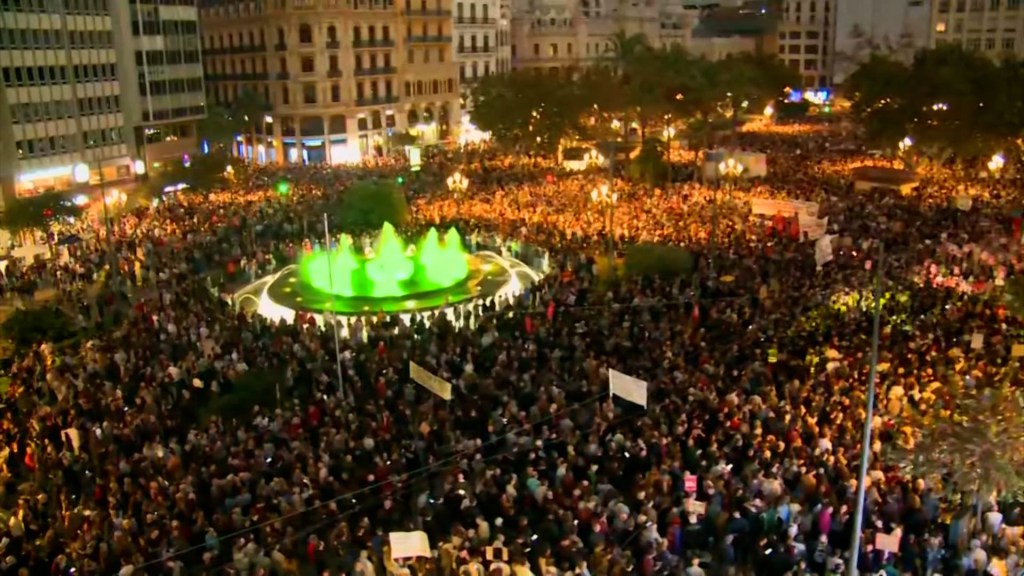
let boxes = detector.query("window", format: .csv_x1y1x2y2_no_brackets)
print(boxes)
1004,37,1016,50
533,43,539,56
301,57,314,73
935,21,947,32
985,37,996,49
966,37,981,49
327,25,338,42
282,86,290,105
331,84,341,102
303,84,316,104
329,55,339,71
299,24,313,44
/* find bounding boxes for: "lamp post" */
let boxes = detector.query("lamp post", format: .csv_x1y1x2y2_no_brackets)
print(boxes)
446,171,469,195
988,152,1005,177
847,243,885,576
591,183,618,263
74,161,118,283
712,157,744,279
583,149,604,169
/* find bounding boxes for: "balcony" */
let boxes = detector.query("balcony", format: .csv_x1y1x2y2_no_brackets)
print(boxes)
356,95,399,107
455,16,496,25
274,43,287,51
406,35,452,44
404,7,452,17
328,69,342,78
276,71,291,80
355,66,397,76
207,72,270,82
352,39,396,49
457,46,495,54
204,44,268,55
326,40,341,49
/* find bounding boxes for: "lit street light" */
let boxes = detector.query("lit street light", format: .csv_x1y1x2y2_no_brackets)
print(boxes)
711,157,744,278
897,136,913,153
988,152,1005,176
446,171,469,194
75,161,118,282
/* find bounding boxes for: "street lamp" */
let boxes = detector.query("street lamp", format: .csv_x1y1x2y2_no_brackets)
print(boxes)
75,161,118,283
583,149,604,167
711,157,744,278
591,183,618,263
897,136,913,153
988,152,1005,176
446,171,469,194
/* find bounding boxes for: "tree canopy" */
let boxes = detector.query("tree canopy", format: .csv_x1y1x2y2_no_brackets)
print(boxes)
846,44,1024,159
469,38,799,152
2,192,83,234
334,180,410,233
892,380,1024,499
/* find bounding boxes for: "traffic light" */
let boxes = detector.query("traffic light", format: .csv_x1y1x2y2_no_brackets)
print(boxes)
275,180,291,196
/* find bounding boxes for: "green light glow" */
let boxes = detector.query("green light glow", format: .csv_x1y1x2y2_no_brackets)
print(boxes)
298,223,470,298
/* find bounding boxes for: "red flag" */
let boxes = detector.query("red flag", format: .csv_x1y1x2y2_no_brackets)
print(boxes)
546,301,555,321
525,315,534,334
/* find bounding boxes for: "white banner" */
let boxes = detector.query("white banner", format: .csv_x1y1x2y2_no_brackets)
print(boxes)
609,369,648,408
815,234,835,268
799,216,829,241
410,362,453,400
389,531,431,560
751,198,819,218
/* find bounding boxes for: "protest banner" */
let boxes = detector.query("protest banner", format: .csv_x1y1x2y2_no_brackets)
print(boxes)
410,361,453,400
609,369,648,408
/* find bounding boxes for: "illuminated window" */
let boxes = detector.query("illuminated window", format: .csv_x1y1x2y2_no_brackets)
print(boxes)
935,21,947,32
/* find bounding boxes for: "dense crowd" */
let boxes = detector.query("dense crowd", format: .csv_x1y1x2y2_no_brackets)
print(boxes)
1,122,1024,576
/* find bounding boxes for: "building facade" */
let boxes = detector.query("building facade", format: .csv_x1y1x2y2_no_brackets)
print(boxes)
777,0,838,88
508,0,769,74
930,0,1024,58
114,0,207,173
0,0,138,202
200,0,460,165
833,0,929,83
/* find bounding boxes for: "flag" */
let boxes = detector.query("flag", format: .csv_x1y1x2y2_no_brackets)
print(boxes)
609,369,648,408
525,315,534,334
546,301,555,321
409,362,453,400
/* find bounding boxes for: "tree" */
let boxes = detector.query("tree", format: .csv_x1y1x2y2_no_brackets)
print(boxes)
146,150,239,195
711,53,800,126
1,306,79,350
624,244,695,279
2,192,83,236
470,70,584,153
230,89,271,161
197,105,242,151
334,180,409,233
847,45,1021,159
389,130,418,148
893,381,1024,502
629,138,669,185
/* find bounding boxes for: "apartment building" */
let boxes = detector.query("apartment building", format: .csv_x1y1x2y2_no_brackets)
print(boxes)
776,0,837,88
930,0,1024,58
455,0,502,84
0,0,138,203
833,0,929,83
115,0,207,173
509,0,770,74
200,0,460,165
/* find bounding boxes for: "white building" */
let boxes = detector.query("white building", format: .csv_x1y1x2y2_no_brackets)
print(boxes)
929,0,1024,58
455,0,501,85
833,0,930,83
777,0,838,88
0,0,137,203
114,0,207,173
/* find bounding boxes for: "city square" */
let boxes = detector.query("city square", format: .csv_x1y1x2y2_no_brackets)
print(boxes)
3,1,1024,576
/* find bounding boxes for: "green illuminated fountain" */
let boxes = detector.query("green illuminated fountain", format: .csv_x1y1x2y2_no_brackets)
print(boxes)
298,222,471,299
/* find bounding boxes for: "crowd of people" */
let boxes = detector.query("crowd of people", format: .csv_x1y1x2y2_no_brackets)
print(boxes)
0,119,1023,576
